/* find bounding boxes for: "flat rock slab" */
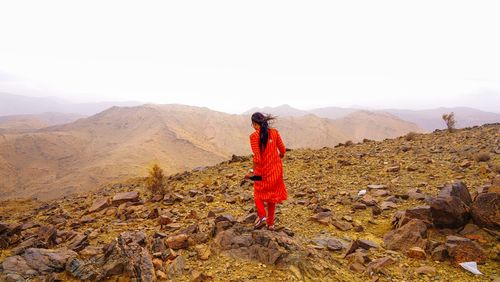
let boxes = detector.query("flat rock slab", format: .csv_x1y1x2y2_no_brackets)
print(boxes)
88,198,109,213
111,191,140,206
367,185,387,190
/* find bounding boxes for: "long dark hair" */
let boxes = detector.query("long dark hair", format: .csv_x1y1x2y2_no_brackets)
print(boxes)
251,112,276,152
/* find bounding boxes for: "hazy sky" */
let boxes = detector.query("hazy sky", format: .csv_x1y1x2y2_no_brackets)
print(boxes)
1,0,499,113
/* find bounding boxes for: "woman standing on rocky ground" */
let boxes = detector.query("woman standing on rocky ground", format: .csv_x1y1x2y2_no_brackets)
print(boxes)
245,112,287,230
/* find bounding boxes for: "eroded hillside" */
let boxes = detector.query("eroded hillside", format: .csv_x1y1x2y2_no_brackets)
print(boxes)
0,104,421,200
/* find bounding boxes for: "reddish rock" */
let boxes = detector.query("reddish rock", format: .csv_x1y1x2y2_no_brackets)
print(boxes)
392,206,432,229
332,219,352,231
111,191,140,206
471,193,499,228
366,256,395,274
407,246,426,259
166,234,189,250
430,245,448,261
88,198,109,213
37,225,57,247
158,215,173,228
309,211,332,225
360,194,378,206
445,235,486,265
430,196,469,228
415,266,436,275
383,219,427,251
439,181,472,206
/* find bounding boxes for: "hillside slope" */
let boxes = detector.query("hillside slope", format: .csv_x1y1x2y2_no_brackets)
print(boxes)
0,124,498,281
0,104,421,200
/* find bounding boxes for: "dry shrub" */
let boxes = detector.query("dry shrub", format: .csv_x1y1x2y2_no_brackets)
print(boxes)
474,152,491,162
405,131,418,141
345,140,354,146
442,112,456,132
146,163,165,195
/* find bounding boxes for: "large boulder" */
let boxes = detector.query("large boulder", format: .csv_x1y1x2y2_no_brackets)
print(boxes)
2,248,77,277
438,181,472,206
214,224,305,266
445,235,486,265
67,231,155,281
471,193,500,229
383,219,428,251
430,196,469,228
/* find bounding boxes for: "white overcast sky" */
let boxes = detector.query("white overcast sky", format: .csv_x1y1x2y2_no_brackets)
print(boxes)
1,0,499,113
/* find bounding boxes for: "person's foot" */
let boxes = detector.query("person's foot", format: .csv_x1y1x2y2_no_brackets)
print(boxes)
254,217,267,229
267,224,275,231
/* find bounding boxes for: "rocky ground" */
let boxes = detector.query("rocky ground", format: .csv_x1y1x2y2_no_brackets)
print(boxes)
0,124,499,282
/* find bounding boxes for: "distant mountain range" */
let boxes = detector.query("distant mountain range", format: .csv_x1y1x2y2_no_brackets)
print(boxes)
0,92,141,116
246,104,500,131
0,103,420,200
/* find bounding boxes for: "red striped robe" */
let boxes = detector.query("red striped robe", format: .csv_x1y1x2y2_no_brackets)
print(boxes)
250,128,287,203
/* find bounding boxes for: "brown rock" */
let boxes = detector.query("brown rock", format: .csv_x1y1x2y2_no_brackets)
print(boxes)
332,219,352,231
111,191,140,206
147,208,160,219
361,194,378,206
158,215,173,228
371,205,382,216
353,203,367,210
445,235,486,265
373,190,389,197
349,261,366,273
430,196,469,228
415,266,436,275
166,234,189,250
88,198,109,213
407,246,426,259
205,194,215,203
195,244,211,260
309,211,332,225
383,219,427,251
471,193,500,228
387,166,400,172
165,255,186,279
407,188,426,200
37,225,57,247
357,239,379,250
430,245,448,261
381,201,397,210
439,181,473,206
24,248,77,274
366,256,395,274
367,184,387,190
68,233,88,252
392,206,432,229
191,270,214,282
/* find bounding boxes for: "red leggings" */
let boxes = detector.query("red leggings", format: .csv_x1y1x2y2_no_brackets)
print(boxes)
255,198,276,226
